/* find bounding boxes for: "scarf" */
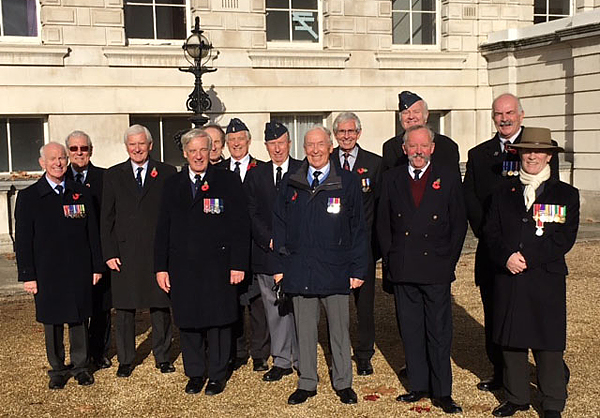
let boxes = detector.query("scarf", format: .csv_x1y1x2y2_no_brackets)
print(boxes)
519,164,550,211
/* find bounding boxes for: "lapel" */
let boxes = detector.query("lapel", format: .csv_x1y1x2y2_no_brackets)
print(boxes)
392,165,416,213
120,160,142,198
140,159,158,199
35,176,57,198
353,146,366,174
486,133,504,161
193,164,215,207
177,169,195,207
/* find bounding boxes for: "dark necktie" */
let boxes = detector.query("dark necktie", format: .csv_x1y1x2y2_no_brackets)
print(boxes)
414,169,421,181
234,161,241,175
311,171,321,190
193,174,201,198
343,153,350,171
136,167,143,189
75,173,84,184
55,185,63,195
275,166,282,190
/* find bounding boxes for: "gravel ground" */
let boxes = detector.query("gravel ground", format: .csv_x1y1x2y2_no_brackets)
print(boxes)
1,241,598,418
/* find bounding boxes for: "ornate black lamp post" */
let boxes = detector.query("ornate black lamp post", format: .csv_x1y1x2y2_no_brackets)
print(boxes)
180,16,216,128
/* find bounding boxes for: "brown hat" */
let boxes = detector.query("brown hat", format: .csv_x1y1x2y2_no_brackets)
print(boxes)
507,127,564,152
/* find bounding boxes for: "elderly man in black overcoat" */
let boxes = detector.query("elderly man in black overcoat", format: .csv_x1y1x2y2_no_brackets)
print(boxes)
483,128,578,418
64,130,112,370
155,128,250,395
16,142,104,390
377,125,466,414
101,124,177,378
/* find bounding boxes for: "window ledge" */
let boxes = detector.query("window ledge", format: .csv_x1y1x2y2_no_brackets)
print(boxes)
103,45,188,67
375,52,467,70
0,44,69,66
247,50,350,69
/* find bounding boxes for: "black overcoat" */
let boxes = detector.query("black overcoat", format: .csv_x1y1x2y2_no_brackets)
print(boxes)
381,133,460,174
463,129,560,286
244,158,302,275
482,178,579,350
66,163,111,311
101,159,176,309
377,164,467,285
272,161,368,296
16,177,104,324
154,166,250,329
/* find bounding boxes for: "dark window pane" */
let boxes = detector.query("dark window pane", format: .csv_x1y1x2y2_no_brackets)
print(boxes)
3,0,37,36
161,117,189,166
156,6,186,39
158,0,185,4
549,0,569,15
267,11,290,41
125,5,154,39
412,12,436,45
10,118,44,172
392,12,410,44
0,119,8,172
533,15,547,23
292,0,317,9
534,0,546,15
548,15,564,20
412,0,435,12
291,10,318,42
392,0,410,11
127,0,152,3
130,116,161,161
266,0,289,8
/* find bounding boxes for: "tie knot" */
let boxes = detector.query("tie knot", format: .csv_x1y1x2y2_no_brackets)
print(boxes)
276,166,282,172
137,167,143,174
195,174,201,182
313,171,321,179
414,169,421,180
343,152,349,158
55,185,63,195
235,162,241,167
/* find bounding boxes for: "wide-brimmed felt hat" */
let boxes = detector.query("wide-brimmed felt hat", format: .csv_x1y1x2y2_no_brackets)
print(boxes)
507,127,564,152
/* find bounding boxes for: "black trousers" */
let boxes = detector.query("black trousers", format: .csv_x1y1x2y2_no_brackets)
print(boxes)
233,295,270,361
394,283,453,398
114,308,172,365
180,325,232,382
352,252,375,361
503,348,567,411
480,279,504,379
44,322,89,377
89,309,111,360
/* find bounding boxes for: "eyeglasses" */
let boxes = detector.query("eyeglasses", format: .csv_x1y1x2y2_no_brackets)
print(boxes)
336,129,359,136
69,146,90,152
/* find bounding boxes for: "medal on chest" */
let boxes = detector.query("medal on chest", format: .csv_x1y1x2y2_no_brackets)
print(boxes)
532,203,567,236
361,178,371,193
203,198,224,214
327,197,341,214
502,160,519,177
63,204,86,219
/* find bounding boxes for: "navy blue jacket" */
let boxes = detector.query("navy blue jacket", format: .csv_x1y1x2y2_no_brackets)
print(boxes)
273,161,368,296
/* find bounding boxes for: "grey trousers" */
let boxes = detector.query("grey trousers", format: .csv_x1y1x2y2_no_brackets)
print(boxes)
293,294,352,391
44,322,89,377
257,273,298,369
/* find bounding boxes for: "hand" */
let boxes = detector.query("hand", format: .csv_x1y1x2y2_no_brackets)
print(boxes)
230,270,245,285
23,280,37,295
106,257,121,272
350,278,364,289
506,251,527,274
156,271,170,293
92,273,102,285
269,239,274,251
274,273,283,284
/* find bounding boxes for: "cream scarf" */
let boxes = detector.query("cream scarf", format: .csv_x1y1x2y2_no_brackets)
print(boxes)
519,164,551,211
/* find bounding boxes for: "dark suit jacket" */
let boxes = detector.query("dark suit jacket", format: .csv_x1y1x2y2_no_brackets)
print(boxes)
66,163,111,311
462,128,560,285
244,157,302,275
381,132,460,174
216,155,264,176
16,177,103,324
483,178,579,350
101,159,177,309
154,166,250,329
377,164,467,285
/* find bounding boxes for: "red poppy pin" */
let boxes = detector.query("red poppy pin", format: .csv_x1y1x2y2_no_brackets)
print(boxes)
508,147,517,154
356,167,368,174
291,191,298,201
72,193,80,201
150,167,158,178
201,181,209,192
432,178,441,190
248,160,257,171
511,187,516,192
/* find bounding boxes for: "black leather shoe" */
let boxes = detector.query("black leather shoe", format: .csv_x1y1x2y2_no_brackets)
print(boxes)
336,387,358,404
185,377,206,394
48,375,69,390
544,410,561,418
205,380,226,396
288,389,317,405
492,401,530,417
564,361,570,385
232,356,248,371
263,366,293,381
432,396,462,414
477,377,503,392
356,359,373,376
253,358,269,372
93,356,112,369
74,370,95,386
156,362,175,374
396,390,428,403
116,364,134,378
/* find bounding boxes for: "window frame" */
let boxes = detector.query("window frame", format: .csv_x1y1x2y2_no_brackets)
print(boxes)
124,0,191,45
270,112,328,159
533,0,572,24
266,0,323,50
391,0,440,49
0,0,41,43
0,116,47,174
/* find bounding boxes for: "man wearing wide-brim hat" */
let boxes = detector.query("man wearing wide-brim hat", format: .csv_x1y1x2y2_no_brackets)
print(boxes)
483,127,579,418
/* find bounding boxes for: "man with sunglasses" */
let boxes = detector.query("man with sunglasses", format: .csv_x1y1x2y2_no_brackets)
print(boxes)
65,131,112,371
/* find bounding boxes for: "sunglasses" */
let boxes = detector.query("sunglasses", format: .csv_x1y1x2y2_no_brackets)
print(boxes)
69,146,90,152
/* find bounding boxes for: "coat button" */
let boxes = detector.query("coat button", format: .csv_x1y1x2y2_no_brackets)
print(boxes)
405,231,409,236
522,218,528,223
432,215,438,220
424,233,428,238
397,213,402,217
424,251,428,256
519,243,524,249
